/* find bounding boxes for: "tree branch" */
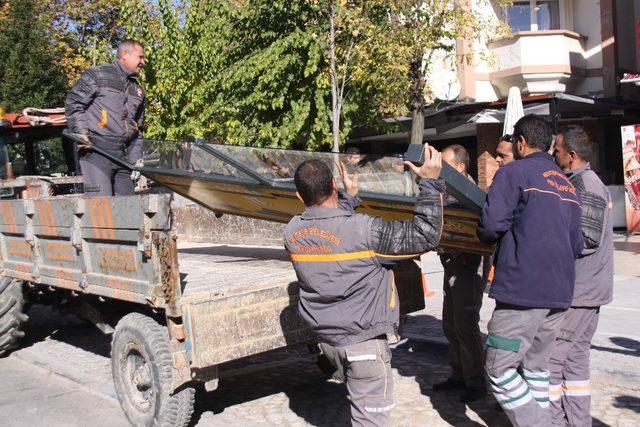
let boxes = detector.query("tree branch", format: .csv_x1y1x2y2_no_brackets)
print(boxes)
338,37,354,103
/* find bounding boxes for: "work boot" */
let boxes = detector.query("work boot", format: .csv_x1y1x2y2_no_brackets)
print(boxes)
433,378,466,392
460,386,487,403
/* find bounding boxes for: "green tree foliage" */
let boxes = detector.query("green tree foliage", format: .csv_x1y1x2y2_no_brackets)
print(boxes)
39,0,125,83
357,0,511,145
0,0,68,111
121,0,386,150
122,0,331,149
204,1,331,149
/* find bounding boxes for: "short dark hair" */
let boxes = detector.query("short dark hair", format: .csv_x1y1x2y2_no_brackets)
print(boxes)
513,114,552,151
117,39,144,57
345,146,361,154
443,144,470,172
500,134,512,143
557,125,592,161
294,160,334,206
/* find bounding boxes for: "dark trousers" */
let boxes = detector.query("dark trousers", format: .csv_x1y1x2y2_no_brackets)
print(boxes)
441,255,485,387
80,150,133,197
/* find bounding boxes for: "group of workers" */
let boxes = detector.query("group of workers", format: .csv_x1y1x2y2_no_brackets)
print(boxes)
66,40,613,427
286,115,613,427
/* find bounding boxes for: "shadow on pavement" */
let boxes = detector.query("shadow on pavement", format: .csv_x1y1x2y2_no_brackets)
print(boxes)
593,417,608,426
16,305,511,426
18,304,112,358
394,314,510,427
591,336,640,357
189,355,350,426
614,395,640,413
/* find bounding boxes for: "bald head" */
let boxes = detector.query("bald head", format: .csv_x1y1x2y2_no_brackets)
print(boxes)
442,144,469,175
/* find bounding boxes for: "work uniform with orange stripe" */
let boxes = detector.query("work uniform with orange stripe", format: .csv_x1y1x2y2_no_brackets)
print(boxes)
65,59,145,196
548,164,613,426
284,179,445,426
478,151,584,427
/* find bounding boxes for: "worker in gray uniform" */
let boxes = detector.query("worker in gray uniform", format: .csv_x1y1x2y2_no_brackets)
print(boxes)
478,115,584,427
549,125,614,426
433,144,486,404
284,145,445,426
65,39,146,196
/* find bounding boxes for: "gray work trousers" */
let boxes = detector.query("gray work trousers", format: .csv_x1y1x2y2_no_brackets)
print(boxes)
320,338,393,427
548,307,600,427
441,256,485,387
80,150,134,197
485,303,567,427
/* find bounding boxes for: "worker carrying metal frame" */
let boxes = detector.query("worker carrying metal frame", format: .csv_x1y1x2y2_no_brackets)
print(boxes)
284,145,445,426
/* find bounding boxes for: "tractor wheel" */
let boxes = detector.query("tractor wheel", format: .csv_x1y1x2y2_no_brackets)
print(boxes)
0,277,28,356
111,313,195,427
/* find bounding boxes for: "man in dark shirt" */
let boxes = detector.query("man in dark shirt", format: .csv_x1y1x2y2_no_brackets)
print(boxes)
478,115,583,426
433,144,486,404
65,39,146,196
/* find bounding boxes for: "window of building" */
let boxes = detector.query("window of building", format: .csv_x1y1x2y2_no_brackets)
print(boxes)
505,0,560,32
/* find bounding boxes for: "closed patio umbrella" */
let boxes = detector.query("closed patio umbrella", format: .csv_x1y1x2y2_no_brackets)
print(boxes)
503,86,524,136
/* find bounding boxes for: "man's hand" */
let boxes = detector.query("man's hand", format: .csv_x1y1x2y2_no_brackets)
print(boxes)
77,133,92,151
338,161,359,198
404,144,442,180
131,159,144,182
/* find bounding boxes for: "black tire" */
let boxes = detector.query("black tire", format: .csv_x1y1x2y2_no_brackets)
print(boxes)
111,313,195,427
0,277,27,356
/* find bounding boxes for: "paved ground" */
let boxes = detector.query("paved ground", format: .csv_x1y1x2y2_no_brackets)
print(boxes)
1,235,639,426
0,356,128,427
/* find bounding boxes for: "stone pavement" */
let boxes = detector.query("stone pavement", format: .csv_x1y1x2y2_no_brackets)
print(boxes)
4,301,639,425
0,356,128,427
1,235,639,426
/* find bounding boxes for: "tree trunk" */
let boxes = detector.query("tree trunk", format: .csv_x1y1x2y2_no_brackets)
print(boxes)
410,105,424,146
329,0,341,153
409,52,425,146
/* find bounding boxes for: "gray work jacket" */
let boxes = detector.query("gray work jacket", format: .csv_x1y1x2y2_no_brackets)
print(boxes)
65,60,145,161
284,179,445,347
567,164,614,307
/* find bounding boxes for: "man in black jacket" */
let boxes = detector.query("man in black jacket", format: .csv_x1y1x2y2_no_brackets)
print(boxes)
433,144,486,404
65,39,146,196
284,145,444,426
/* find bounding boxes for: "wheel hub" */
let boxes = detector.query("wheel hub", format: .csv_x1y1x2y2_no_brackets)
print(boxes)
121,343,154,413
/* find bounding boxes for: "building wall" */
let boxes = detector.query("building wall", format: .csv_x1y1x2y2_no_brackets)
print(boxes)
616,0,639,72
475,123,502,189
466,1,605,101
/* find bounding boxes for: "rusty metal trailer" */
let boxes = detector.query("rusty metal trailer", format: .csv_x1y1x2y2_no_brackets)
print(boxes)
0,192,425,426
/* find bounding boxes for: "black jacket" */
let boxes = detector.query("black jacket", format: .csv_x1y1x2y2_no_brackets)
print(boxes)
65,60,145,161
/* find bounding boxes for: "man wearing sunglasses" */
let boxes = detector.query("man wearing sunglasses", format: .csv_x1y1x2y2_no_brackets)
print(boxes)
496,134,515,167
